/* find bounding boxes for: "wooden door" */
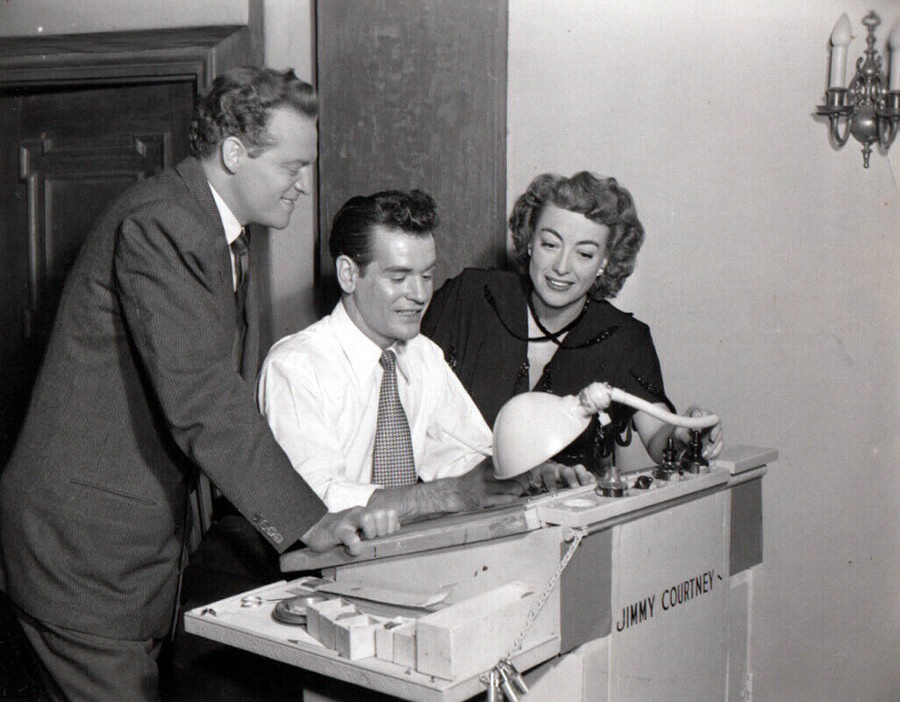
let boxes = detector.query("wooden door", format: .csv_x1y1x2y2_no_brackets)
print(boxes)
0,83,192,464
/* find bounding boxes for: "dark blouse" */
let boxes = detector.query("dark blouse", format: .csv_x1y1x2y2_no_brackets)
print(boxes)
422,268,673,472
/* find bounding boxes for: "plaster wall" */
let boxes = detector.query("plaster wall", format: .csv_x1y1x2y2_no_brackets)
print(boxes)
0,0,248,34
508,2,899,700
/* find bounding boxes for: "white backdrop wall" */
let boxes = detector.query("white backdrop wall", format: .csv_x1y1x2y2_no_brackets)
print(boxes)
0,0,248,33
508,2,899,701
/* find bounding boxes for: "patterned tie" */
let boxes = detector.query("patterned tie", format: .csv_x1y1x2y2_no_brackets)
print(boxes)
371,349,417,488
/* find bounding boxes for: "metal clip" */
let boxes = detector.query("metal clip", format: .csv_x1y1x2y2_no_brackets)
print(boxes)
500,658,529,695
497,665,521,702
484,669,500,702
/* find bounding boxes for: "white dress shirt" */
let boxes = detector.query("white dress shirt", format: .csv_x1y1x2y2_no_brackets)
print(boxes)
208,182,243,290
258,300,492,512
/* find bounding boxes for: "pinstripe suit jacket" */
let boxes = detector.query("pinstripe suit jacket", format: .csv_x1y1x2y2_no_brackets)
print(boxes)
0,158,326,640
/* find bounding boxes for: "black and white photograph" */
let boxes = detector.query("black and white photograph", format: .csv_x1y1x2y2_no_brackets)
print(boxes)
0,2,897,701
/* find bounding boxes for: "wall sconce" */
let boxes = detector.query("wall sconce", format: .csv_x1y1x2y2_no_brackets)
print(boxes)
816,11,900,168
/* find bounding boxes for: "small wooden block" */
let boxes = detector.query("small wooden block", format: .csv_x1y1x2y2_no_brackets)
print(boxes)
374,617,416,661
305,597,350,645
334,614,384,660
391,621,417,669
416,581,535,681
318,605,359,650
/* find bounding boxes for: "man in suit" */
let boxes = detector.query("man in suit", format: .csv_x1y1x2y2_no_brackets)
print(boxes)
0,66,398,701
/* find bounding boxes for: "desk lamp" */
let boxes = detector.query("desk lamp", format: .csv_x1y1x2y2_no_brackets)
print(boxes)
492,383,720,487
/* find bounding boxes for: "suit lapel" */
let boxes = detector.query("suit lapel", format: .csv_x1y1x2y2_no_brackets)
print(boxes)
175,158,260,379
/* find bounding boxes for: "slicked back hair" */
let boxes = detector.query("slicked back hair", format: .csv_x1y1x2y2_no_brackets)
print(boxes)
329,189,439,270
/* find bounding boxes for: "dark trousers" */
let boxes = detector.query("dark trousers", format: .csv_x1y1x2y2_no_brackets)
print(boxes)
162,514,308,702
0,591,44,701
16,606,162,702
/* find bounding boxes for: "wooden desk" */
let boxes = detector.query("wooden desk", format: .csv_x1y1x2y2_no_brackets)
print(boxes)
185,445,776,701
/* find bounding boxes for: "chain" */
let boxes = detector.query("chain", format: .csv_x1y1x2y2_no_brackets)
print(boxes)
504,527,586,659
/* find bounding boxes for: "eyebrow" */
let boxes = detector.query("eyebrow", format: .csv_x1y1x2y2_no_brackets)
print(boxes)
539,228,602,247
383,262,437,273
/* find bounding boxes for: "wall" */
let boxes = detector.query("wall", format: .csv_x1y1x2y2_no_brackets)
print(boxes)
0,0,248,33
260,1,317,340
508,2,899,701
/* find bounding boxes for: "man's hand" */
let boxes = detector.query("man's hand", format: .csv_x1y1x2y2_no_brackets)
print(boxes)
448,460,527,511
673,406,724,460
301,506,400,555
365,459,524,522
525,460,596,492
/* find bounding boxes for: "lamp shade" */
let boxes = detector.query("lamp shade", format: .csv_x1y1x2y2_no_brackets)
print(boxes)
492,392,592,479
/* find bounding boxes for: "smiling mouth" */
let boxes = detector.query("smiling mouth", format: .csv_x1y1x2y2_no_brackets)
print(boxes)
396,309,422,319
544,277,574,291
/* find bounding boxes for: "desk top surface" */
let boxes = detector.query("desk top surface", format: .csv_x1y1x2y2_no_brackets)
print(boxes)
281,445,776,572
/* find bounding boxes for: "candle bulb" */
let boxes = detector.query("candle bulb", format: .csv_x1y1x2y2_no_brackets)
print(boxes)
829,13,853,89
889,21,900,92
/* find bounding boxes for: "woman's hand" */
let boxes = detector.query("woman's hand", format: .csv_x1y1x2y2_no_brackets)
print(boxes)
578,382,613,415
673,406,724,460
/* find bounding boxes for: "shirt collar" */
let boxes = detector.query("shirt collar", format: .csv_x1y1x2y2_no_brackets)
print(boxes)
208,182,243,245
331,300,411,384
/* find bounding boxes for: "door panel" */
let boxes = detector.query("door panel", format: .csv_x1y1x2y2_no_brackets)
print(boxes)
0,81,193,465
315,0,508,311
19,131,174,342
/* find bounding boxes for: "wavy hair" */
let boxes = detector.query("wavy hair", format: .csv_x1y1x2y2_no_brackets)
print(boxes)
508,171,645,299
189,66,318,159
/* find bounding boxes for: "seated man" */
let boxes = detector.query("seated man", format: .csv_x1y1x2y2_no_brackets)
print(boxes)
259,189,583,521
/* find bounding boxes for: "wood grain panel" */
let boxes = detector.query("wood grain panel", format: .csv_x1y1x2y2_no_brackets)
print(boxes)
19,134,168,341
315,0,508,309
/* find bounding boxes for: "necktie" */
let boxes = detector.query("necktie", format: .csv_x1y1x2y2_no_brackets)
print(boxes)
371,349,417,488
231,230,250,371
232,229,250,291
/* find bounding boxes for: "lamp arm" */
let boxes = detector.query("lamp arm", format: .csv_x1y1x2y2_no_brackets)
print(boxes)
579,382,720,430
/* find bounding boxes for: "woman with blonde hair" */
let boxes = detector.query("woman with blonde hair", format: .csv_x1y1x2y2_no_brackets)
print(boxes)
423,171,722,480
